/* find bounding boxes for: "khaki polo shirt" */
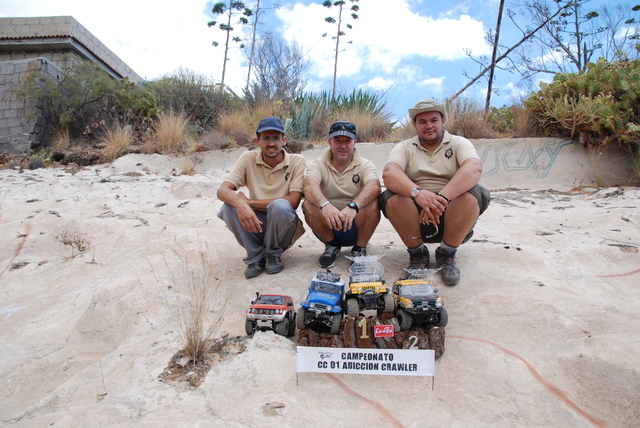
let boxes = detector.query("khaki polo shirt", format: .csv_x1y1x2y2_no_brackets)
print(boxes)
386,131,479,193
225,149,305,199
306,147,379,210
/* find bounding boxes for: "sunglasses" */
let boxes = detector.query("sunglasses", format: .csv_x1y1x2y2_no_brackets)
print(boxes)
330,121,356,132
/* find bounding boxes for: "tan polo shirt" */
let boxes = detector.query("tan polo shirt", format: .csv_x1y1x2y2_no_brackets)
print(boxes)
306,147,379,210
225,149,305,199
386,131,479,193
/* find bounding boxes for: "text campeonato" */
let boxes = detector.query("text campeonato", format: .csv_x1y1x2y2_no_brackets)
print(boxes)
341,352,394,361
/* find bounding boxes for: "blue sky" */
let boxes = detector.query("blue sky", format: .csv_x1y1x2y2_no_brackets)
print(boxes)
2,0,614,122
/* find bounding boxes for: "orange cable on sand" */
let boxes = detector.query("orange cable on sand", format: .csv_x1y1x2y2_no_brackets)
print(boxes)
449,335,608,428
0,223,31,280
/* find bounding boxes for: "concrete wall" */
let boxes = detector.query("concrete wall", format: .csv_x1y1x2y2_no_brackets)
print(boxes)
0,57,62,154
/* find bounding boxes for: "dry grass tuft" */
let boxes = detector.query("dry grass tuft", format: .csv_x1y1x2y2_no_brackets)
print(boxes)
154,240,230,364
50,126,71,150
154,111,190,153
446,97,494,139
337,109,391,143
389,121,416,142
217,111,255,147
102,124,133,161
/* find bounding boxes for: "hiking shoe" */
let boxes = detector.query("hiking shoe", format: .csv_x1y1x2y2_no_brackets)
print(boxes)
265,255,285,275
406,247,430,277
319,244,341,268
244,259,265,279
436,247,460,286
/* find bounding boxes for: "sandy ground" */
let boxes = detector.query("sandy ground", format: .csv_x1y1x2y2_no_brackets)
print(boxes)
1,145,639,428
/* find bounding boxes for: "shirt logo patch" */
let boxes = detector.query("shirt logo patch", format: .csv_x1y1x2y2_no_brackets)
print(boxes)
285,172,291,181
352,173,360,184
445,148,453,159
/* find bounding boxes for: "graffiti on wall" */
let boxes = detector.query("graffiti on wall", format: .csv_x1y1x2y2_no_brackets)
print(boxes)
477,139,574,179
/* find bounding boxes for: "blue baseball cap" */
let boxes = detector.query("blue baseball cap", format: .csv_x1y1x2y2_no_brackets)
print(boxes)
256,116,285,134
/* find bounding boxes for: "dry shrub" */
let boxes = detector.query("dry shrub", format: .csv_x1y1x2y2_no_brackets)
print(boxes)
217,111,255,147
102,124,133,161
196,129,238,150
154,111,190,153
142,138,156,154
389,121,417,142
155,240,230,363
56,231,91,258
50,126,71,150
337,109,390,143
510,95,534,137
446,97,494,139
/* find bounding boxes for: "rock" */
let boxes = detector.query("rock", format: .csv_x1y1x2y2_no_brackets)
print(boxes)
297,315,445,358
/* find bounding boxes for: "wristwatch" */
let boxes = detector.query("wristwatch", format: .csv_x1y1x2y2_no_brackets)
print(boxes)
347,201,359,213
410,187,423,199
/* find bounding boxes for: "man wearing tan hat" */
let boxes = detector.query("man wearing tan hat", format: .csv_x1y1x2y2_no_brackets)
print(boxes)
379,99,490,285
217,117,306,279
303,121,381,268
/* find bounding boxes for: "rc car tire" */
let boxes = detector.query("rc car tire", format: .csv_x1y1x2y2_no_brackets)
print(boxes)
276,319,289,336
296,307,306,330
330,312,342,335
435,308,448,327
396,309,412,331
245,319,255,336
346,298,360,318
287,314,296,337
380,292,395,314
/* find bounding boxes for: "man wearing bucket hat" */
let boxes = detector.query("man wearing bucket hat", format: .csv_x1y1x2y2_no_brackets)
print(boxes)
303,121,381,268
217,116,306,279
379,99,491,285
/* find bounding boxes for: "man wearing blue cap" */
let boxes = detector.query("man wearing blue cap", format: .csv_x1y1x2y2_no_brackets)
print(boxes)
217,117,306,279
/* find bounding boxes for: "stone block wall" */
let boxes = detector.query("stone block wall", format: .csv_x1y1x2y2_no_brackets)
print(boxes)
0,58,62,153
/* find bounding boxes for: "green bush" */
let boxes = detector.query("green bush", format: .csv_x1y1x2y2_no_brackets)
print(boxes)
288,89,393,141
526,59,640,152
147,68,234,132
20,57,157,144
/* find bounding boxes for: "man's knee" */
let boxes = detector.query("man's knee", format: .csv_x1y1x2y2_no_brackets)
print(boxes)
267,198,294,215
218,202,236,222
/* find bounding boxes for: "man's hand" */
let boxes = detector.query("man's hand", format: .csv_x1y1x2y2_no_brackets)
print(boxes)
322,203,349,232
414,191,448,225
236,199,263,233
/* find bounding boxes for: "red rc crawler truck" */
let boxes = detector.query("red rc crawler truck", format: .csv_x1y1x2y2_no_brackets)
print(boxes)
245,293,296,337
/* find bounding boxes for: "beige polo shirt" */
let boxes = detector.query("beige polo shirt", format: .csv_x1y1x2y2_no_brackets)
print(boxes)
386,131,479,193
225,149,305,199
306,147,379,210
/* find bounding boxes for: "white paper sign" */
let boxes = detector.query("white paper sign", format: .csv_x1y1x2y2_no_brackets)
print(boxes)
296,346,434,377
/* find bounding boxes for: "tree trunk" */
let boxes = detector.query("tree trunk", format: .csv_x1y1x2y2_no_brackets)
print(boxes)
485,0,506,118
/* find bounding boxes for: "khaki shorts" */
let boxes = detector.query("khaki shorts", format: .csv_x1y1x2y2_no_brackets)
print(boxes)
378,184,491,244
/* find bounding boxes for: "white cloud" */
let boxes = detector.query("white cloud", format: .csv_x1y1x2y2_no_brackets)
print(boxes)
359,76,394,92
417,76,445,91
276,0,491,84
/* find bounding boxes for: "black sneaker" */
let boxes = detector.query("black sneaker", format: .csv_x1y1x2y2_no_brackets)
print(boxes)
319,244,341,268
435,247,460,285
244,259,265,279
265,255,284,274
351,246,367,258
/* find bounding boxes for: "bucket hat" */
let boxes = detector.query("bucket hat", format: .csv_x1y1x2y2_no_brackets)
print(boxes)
408,99,447,121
